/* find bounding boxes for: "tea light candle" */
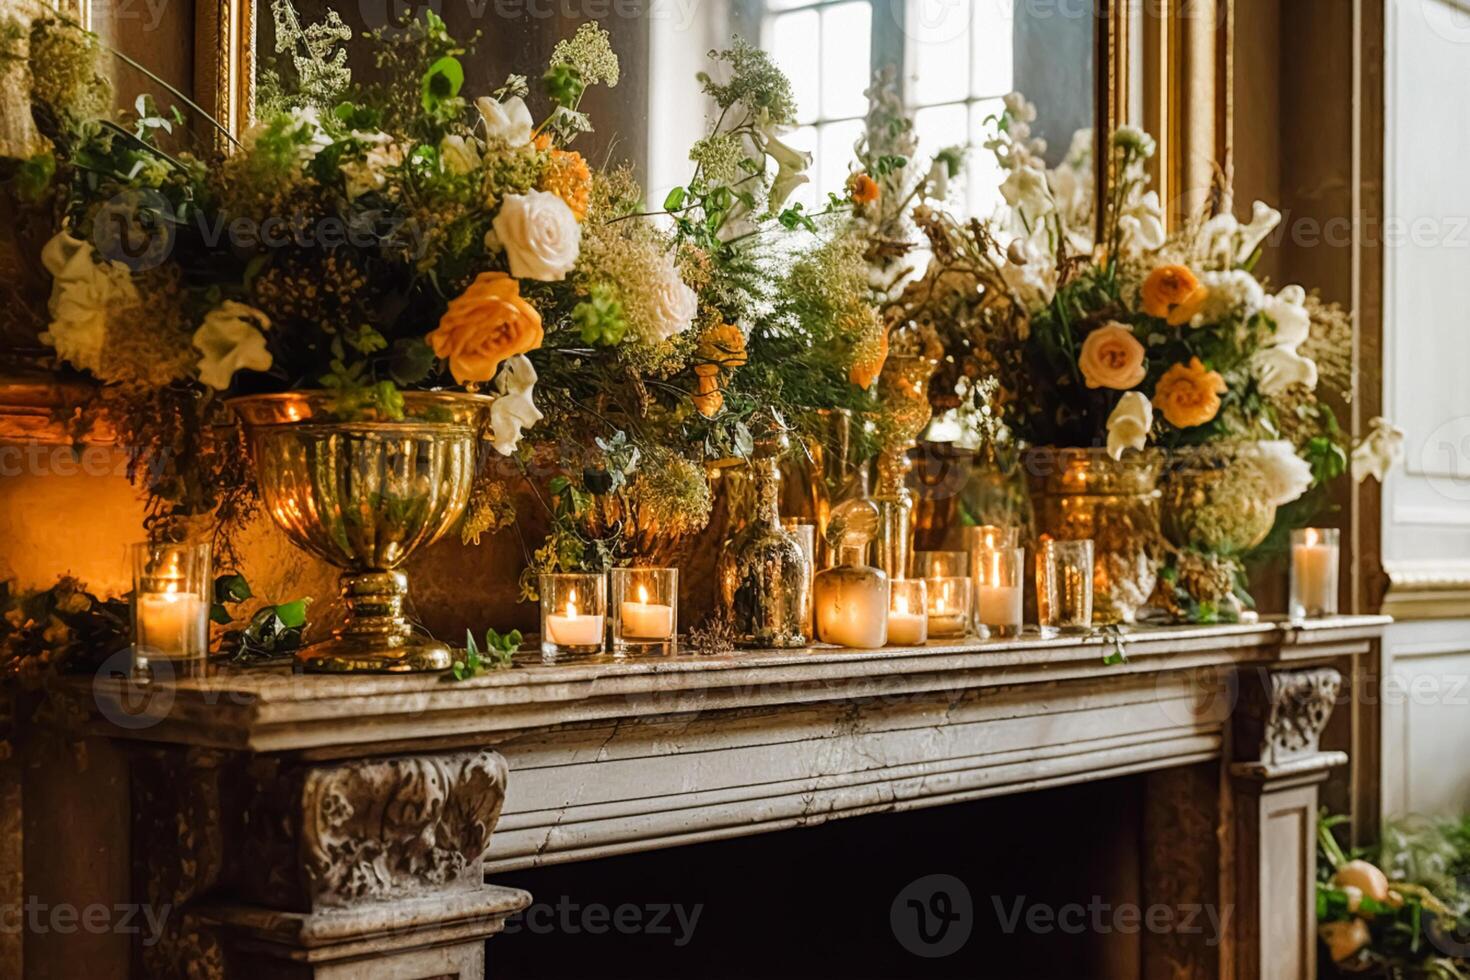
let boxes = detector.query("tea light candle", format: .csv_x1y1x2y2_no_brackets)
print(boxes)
620,585,674,639
887,580,928,646
135,589,209,659
925,577,970,638
1290,528,1339,621
547,589,605,647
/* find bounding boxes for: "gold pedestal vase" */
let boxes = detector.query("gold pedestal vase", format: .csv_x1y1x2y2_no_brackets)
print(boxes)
231,391,490,673
1155,444,1280,622
872,354,939,580
1024,447,1164,626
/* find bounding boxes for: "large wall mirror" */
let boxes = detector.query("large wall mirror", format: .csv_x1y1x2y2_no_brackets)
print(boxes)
200,0,1227,227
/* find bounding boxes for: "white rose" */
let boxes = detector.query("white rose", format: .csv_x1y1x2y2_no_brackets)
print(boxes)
1106,392,1154,460
1190,270,1266,327
341,131,406,201
762,127,811,214
39,232,138,375
440,134,482,175
476,96,534,147
648,259,699,342
1251,440,1313,507
1352,417,1405,484
1252,345,1319,396
1263,284,1310,349
489,354,544,456
492,190,582,282
193,301,272,390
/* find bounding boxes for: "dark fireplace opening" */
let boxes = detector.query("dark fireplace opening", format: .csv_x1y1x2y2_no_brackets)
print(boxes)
489,774,1161,980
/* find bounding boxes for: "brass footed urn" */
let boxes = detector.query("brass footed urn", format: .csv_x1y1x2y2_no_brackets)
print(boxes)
231,391,490,672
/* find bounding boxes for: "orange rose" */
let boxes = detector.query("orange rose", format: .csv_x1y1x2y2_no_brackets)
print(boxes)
1141,264,1209,326
428,272,543,384
848,173,880,205
692,363,723,417
1078,322,1146,390
698,323,747,370
849,325,889,389
1152,357,1227,428
541,148,592,221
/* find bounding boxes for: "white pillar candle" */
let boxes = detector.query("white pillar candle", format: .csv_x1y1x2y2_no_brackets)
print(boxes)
816,571,888,649
977,584,1023,630
547,611,605,647
136,591,210,659
619,585,674,639
1291,528,1339,620
925,577,970,638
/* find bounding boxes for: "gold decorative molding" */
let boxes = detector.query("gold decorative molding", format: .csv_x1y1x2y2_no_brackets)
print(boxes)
194,0,254,144
0,377,111,445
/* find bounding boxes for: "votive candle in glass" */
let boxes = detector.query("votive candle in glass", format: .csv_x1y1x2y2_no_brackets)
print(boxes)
975,546,1025,639
887,578,928,646
917,551,970,639
1038,539,1094,637
1290,528,1340,622
131,540,211,677
540,573,607,659
782,519,817,640
611,567,677,656
966,524,1021,557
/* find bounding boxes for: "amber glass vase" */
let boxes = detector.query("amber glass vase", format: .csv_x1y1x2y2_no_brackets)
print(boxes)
1023,447,1163,626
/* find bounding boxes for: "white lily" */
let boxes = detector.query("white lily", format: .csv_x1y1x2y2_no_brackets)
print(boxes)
440,134,482,175
476,96,534,146
761,128,811,214
1252,440,1314,507
1352,417,1405,483
1253,346,1319,396
1106,393,1154,460
193,301,272,390
490,354,544,456
40,231,138,376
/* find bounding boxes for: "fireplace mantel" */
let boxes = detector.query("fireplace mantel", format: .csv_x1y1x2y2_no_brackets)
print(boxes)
50,617,1387,979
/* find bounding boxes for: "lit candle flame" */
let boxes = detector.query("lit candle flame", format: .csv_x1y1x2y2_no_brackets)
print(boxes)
990,552,1002,586
637,584,649,605
566,587,578,619
895,594,909,616
1305,527,1320,547
936,595,946,615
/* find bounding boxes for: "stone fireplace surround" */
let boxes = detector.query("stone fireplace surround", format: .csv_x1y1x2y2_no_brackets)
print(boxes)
22,617,1384,978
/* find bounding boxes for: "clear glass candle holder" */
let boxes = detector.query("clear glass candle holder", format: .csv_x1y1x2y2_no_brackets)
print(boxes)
1038,539,1094,638
975,545,1025,639
611,567,677,656
916,551,969,579
539,573,607,660
131,540,211,677
887,578,928,646
782,519,817,640
1290,527,1340,622
924,575,971,639
966,524,1021,557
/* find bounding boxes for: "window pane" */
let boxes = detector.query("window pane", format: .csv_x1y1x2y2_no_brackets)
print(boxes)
972,0,1015,98
819,118,865,200
969,98,1007,220
907,0,971,106
820,2,873,119
766,10,821,124
764,0,820,11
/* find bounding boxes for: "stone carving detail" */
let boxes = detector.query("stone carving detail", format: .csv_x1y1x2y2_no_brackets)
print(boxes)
301,749,509,908
1236,666,1342,766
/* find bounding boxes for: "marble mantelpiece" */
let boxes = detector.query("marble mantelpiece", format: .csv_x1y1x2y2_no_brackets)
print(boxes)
36,618,1386,979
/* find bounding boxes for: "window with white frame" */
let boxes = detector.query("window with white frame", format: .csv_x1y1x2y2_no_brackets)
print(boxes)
760,0,1019,218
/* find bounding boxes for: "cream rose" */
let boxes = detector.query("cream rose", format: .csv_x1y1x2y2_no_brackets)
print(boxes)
40,231,139,375
193,301,272,390
1079,323,1147,390
475,96,533,146
648,259,699,342
1106,392,1154,460
492,190,582,282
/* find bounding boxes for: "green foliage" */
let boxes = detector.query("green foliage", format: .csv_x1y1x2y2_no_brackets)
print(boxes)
448,627,522,680
0,577,130,683
572,284,627,346
212,573,309,663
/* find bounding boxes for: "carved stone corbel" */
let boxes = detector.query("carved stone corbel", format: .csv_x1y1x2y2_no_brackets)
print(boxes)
132,746,529,980
1229,666,1348,980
